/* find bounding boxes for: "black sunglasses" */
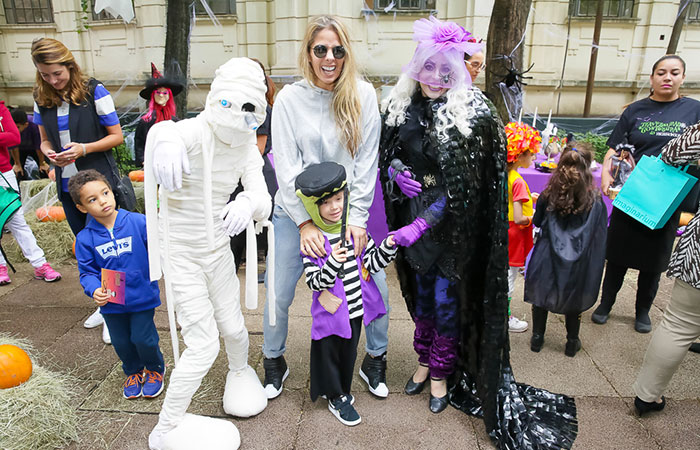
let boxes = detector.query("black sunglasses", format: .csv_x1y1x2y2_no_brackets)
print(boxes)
312,44,346,59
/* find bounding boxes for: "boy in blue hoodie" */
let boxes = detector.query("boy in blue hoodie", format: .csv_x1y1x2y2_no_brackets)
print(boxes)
69,169,164,400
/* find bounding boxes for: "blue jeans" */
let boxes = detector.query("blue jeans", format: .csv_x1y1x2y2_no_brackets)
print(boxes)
263,205,390,358
102,308,165,376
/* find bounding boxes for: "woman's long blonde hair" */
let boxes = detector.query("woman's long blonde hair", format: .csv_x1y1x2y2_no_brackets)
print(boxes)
31,38,88,108
299,15,362,157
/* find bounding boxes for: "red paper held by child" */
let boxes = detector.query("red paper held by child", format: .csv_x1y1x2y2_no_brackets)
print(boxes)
101,268,126,305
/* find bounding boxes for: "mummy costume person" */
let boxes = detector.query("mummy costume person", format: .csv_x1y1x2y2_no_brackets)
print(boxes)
380,17,578,449
144,58,271,450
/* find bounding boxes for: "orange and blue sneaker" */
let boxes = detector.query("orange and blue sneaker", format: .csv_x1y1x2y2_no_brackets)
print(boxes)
123,373,143,399
142,368,165,398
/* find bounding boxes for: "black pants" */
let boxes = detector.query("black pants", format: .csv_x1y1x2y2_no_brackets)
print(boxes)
531,305,581,340
309,316,362,402
599,261,661,317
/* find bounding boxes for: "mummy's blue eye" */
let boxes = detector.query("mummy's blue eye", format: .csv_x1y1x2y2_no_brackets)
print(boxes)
220,99,231,108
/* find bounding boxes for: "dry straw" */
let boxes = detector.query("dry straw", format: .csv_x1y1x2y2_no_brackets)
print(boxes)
0,334,79,450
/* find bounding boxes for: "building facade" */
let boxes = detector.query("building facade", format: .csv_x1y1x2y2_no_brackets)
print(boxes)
1,0,699,116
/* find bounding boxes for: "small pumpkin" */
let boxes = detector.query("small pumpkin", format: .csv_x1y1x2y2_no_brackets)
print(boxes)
36,206,66,222
129,170,144,182
72,238,76,257
48,168,56,181
0,344,33,389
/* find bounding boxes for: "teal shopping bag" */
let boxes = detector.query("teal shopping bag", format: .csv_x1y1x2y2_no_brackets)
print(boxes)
613,155,698,230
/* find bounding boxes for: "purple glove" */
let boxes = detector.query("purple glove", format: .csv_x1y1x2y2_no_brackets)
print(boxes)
389,167,422,198
390,217,430,247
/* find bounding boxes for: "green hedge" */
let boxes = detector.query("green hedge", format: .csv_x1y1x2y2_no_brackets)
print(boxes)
571,132,609,163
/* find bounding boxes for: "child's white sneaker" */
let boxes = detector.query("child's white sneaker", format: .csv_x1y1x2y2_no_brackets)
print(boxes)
102,322,111,344
508,316,529,333
83,309,104,328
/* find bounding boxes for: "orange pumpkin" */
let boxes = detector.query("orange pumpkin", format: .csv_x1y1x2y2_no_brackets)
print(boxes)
48,168,56,181
72,239,76,257
129,170,144,182
0,344,33,389
36,206,66,222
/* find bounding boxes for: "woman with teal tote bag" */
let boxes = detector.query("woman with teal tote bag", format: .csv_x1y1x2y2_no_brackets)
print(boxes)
592,55,700,334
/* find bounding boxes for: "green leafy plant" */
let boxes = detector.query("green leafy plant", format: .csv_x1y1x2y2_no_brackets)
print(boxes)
572,132,609,163
76,0,91,33
112,142,139,176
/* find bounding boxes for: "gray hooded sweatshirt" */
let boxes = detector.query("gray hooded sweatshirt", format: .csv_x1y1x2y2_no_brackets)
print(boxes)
271,78,381,228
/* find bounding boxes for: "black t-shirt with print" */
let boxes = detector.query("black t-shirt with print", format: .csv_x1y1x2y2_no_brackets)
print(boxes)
607,96,700,163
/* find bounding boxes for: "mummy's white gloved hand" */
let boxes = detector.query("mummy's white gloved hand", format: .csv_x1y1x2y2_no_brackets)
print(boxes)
151,130,191,191
220,197,252,236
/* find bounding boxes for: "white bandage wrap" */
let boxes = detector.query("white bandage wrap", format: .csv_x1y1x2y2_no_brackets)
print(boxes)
145,57,271,447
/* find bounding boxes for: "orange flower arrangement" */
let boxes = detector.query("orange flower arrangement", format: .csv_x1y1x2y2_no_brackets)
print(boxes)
505,122,541,163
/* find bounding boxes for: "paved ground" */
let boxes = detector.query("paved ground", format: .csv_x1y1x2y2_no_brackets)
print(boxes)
0,259,698,450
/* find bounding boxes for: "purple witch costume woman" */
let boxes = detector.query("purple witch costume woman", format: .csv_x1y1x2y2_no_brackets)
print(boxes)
380,16,578,449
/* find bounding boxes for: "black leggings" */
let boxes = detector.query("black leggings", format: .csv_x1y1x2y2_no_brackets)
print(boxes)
531,305,580,340
599,261,661,316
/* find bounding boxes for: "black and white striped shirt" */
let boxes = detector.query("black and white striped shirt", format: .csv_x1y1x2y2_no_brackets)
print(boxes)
303,234,397,320
661,122,700,289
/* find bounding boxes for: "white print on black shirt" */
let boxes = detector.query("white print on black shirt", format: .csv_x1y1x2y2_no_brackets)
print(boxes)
96,237,133,259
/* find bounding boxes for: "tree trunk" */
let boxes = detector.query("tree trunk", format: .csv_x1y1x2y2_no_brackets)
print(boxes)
667,0,690,55
583,0,604,118
485,0,533,124
164,0,191,118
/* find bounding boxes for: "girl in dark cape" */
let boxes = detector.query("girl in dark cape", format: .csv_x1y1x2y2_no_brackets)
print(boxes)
380,17,578,449
525,142,607,357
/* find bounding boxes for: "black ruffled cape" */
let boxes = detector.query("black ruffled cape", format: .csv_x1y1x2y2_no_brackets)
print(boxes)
379,90,578,449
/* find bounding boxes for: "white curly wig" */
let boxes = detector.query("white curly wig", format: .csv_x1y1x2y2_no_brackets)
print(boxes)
381,74,477,142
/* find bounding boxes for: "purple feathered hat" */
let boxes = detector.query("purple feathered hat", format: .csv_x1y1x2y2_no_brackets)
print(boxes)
403,16,483,89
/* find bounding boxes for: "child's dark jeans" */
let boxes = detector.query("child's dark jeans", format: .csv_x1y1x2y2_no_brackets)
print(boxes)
103,308,165,376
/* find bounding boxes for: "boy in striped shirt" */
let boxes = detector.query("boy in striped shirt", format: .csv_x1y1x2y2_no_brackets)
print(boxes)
295,162,397,426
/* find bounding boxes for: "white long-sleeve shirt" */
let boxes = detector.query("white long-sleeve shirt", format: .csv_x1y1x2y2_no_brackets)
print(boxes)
271,79,381,228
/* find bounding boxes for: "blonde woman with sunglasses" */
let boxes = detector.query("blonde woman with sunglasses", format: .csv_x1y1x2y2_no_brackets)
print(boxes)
262,15,391,410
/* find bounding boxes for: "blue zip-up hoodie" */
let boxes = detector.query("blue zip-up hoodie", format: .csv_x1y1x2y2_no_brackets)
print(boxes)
76,209,160,314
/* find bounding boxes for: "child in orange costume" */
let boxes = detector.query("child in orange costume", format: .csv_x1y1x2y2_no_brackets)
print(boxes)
505,122,541,333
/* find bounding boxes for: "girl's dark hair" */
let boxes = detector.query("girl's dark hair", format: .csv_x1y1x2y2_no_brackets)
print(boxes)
541,142,599,216
652,54,686,74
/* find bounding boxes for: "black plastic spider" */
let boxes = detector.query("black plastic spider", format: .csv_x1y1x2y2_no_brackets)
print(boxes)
492,54,534,90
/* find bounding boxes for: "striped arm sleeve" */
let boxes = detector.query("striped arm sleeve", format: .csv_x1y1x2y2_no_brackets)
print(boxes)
93,84,120,127
32,102,43,126
362,237,398,273
303,254,342,291
661,122,700,166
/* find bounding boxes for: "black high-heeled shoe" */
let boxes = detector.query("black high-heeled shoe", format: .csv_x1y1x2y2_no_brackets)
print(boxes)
404,365,429,395
429,378,448,413
634,396,665,416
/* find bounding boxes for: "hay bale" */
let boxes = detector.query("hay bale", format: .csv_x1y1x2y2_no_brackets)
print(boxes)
0,334,79,450
3,213,74,264
133,181,145,214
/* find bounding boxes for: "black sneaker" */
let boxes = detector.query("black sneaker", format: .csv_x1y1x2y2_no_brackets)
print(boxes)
263,355,289,399
328,395,361,426
359,352,388,398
